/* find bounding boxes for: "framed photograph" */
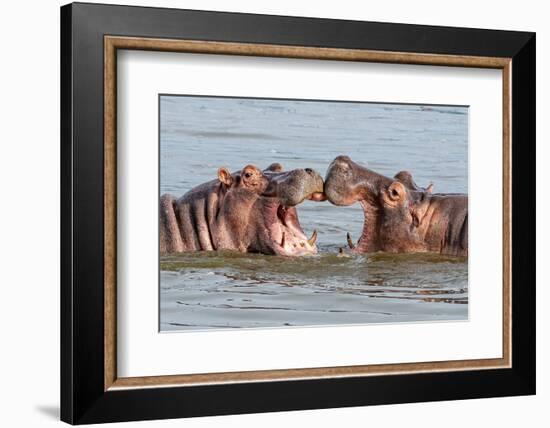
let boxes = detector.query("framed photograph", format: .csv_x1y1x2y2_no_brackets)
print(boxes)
60,2,535,424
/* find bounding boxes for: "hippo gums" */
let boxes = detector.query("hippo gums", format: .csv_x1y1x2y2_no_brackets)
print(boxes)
160,163,325,256
324,156,468,256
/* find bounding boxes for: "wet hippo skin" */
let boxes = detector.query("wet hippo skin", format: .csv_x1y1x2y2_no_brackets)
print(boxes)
160,163,325,256
324,155,468,256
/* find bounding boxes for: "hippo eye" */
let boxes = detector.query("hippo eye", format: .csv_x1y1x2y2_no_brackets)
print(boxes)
244,172,252,178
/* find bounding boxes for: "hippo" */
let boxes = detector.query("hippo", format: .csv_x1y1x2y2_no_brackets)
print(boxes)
160,163,325,256
324,155,468,256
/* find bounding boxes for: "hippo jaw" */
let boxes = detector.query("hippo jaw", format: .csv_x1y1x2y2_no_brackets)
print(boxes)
353,200,381,253
263,201,318,256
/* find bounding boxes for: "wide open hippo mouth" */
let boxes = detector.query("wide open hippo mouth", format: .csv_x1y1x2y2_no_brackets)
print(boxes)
326,188,380,253
260,167,325,256
264,194,322,256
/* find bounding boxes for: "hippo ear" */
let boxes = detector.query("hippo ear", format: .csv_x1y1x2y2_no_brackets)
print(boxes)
426,183,434,193
394,171,418,191
217,167,233,186
387,181,407,202
264,163,283,172
394,171,413,182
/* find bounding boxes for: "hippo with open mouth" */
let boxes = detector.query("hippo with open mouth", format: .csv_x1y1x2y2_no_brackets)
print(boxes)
324,155,468,256
160,163,325,256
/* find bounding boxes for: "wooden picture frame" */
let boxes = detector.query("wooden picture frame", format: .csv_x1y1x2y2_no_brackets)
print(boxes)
61,2,535,424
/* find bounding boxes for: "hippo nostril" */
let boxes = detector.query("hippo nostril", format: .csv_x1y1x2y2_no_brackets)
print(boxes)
305,168,313,174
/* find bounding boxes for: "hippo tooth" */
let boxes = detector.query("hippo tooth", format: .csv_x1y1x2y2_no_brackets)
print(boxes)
280,231,286,247
346,232,355,249
307,229,318,246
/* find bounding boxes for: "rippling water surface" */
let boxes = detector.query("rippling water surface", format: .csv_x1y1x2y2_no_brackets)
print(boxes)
160,95,468,331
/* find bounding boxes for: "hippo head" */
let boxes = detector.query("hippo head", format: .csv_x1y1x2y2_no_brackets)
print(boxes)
324,155,434,253
215,163,325,256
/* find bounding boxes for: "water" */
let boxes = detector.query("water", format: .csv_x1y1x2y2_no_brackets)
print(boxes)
160,95,468,331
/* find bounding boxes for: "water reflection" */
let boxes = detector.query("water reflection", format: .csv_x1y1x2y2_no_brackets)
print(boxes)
160,251,468,331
